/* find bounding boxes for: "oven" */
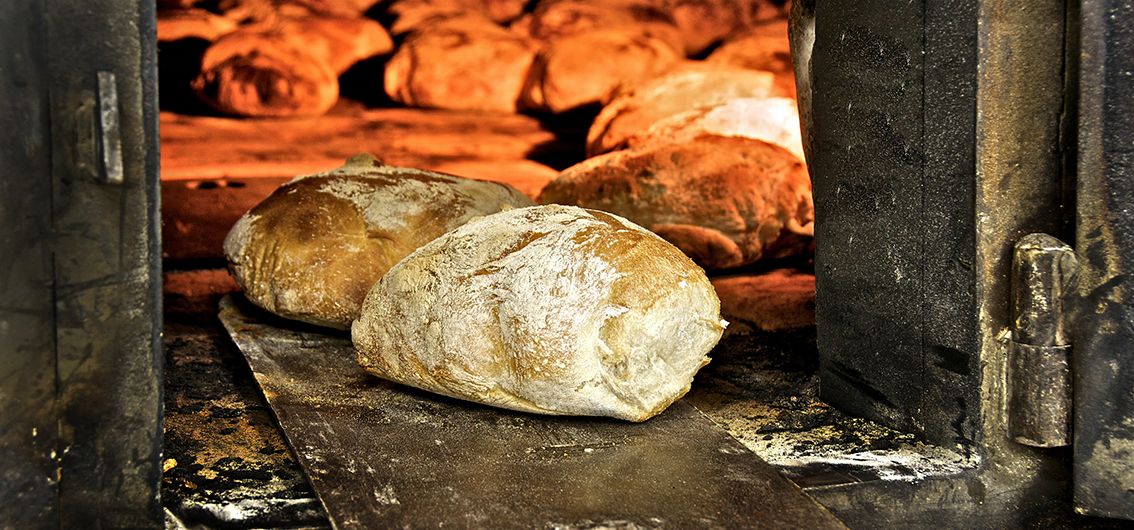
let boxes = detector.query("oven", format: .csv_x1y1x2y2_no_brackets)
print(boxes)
1,0,1132,527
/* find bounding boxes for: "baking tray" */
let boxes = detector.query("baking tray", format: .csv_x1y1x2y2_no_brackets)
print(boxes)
218,295,845,529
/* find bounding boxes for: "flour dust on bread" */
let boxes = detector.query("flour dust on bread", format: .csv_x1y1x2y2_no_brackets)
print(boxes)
224,154,533,330
352,205,726,422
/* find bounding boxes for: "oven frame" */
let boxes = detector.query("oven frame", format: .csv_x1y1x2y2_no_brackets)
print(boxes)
1,0,1132,526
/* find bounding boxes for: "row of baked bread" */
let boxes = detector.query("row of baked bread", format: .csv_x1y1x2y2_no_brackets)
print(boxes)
385,0,794,113
225,154,727,421
526,35,811,270
156,0,792,117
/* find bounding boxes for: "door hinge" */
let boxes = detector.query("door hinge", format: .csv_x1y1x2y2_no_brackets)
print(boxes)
1008,233,1077,447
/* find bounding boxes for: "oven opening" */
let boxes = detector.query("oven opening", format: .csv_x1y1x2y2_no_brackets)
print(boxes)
156,1,968,527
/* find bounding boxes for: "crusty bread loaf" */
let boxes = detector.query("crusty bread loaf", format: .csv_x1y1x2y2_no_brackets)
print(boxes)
516,0,684,53
623,97,805,161
214,0,383,22
193,17,392,117
540,135,813,270
661,0,791,55
707,19,796,97
521,30,681,113
384,16,536,112
384,0,528,35
585,63,776,156
157,8,239,42
352,205,725,421
224,154,533,329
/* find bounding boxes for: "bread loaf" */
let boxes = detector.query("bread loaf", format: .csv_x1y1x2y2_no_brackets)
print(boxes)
353,205,725,421
662,0,791,55
157,8,239,42
214,0,383,22
540,135,813,270
384,17,536,112
193,17,392,117
224,154,533,329
622,97,805,161
521,30,681,113
516,0,684,53
585,63,776,156
707,20,796,97
384,0,528,35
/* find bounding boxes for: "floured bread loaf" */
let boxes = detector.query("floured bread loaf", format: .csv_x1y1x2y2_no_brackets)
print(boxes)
540,135,813,270
385,17,536,112
621,97,805,161
353,205,725,421
521,30,681,113
585,63,776,156
224,154,533,329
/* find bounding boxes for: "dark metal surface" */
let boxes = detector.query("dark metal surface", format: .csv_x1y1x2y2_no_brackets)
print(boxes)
48,0,163,525
811,0,980,448
0,0,60,525
1009,343,1073,447
162,311,328,528
1073,0,1134,519
1008,234,1076,447
218,295,846,530
2,0,162,526
808,0,1082,525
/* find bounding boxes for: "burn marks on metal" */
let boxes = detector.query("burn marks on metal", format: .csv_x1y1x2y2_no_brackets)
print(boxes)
811,0,979,448
162,321,327,528
2,0,163,526
1073,0,1134,518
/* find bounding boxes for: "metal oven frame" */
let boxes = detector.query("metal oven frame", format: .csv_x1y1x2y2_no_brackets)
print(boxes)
1,0,1131,526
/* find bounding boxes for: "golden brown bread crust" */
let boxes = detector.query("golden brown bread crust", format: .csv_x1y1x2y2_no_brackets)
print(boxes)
521,30,681,113
224,154,533,329
517,0,684,53
157,8,239,42
585,62,776,156
193,17,392,117
384,17,536,112
352,205,725,421
707,19,796,97
384,0,529,34
539,135,813,270
621,96,806,161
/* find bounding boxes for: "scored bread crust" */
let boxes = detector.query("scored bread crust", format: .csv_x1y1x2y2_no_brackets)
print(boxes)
352,205,726,422
224,154,533,329
540,135,813,270
627,97,806,161
585,63,776,156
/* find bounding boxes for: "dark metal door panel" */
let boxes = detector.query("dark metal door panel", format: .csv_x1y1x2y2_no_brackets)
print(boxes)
1,0,162,527
0,0,60,526
1074,0,1134,520
44,0,164,524
810,0,983,447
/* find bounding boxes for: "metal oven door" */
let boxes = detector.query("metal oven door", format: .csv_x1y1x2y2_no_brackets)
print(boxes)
0,0,162,527
804,0,1134,522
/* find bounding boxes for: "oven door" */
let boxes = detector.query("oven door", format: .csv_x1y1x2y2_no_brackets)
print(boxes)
1072,0,1134,520
0,0,162,527
805,0,1134,522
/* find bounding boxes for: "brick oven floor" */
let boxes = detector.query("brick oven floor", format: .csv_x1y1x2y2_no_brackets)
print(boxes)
160,264,971,528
